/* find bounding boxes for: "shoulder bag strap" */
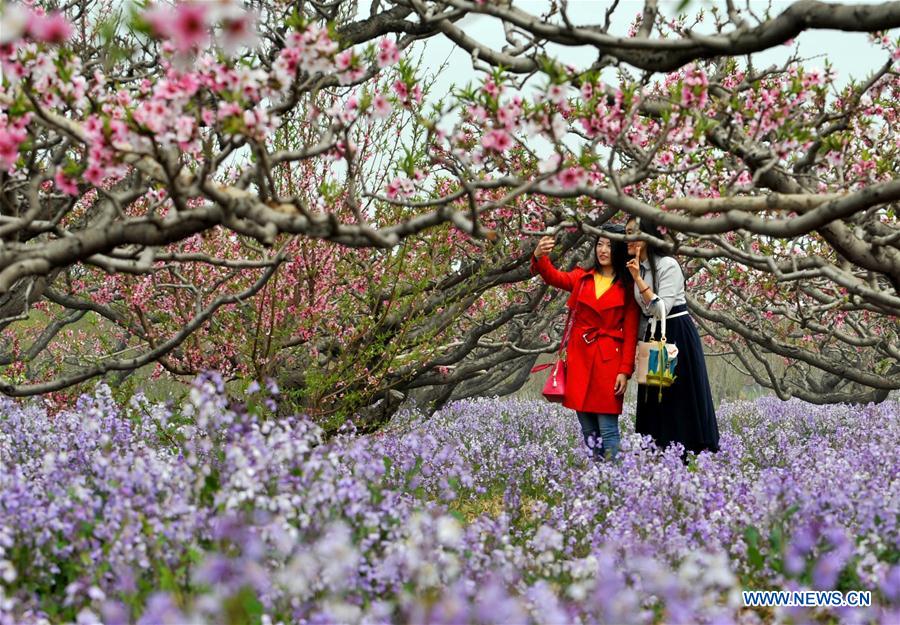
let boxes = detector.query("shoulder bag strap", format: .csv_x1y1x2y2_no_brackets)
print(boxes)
559,274,586,356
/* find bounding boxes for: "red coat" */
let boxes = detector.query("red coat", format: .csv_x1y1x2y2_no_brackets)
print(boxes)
531,255,640,414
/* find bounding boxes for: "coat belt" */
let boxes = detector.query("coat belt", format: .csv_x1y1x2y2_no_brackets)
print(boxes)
581,327,624,344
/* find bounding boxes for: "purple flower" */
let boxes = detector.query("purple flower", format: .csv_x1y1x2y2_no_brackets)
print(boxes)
881,565,900,603
0,374,895,622
137,593,186,625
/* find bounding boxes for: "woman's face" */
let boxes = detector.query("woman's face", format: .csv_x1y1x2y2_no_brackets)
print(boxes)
625,220,643,258
595,237,612,268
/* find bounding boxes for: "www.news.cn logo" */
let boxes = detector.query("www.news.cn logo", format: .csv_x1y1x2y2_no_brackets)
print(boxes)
743,590,872,608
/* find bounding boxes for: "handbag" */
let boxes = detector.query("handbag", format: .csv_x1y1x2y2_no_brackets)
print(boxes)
531,278,586,403
535,358,567,403
635,305,679,401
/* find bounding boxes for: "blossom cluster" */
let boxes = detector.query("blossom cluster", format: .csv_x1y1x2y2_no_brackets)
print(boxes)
0,374,897,624
0,1,403,178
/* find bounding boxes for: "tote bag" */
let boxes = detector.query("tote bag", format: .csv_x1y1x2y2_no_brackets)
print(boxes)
635,306,679,400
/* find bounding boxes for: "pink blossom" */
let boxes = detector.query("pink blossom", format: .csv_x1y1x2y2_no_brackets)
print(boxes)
272,48,299,87
175,115,195,144
481,129,512,152
556,166,587,189
370,93,392,119
376,38,400,68
496,105,520,130
115,89,132,107
330,96,358,125
547,84,567,104
803,68,823,88
483,79,501,98
335,50,354,71
467,105,488,123
538,153,561,174
658,151,674,166
550,113,567,140
285,30,306,51
133,100,167,133
219,9,259,55
0,127,26,171
1,60,26,85
155,78,182,100
54,170,79,196
385,176,414,200
177,72,201,97
329,137,351,159
172,3,209,51
581,82,593,101
83,163,105,187
343,68,367,85
680,66,709,109
27,10,72,44
143,5,172,38
392,80,409,100
146,3,209,52
217,102,242,120
107,119,130,148
242,107,275,141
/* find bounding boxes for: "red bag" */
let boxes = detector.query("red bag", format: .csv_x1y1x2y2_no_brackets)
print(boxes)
530,278,584,403
531,358,566,402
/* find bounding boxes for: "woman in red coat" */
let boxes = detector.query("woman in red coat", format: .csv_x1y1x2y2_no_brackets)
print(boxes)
531,225,640,462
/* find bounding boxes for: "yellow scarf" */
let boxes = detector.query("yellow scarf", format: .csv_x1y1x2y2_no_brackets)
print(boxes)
593,272,613,298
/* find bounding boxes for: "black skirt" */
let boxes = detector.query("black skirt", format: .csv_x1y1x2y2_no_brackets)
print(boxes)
635,304,720,454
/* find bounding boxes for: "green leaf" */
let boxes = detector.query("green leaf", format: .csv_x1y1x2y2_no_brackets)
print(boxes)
159,564,177,592
285,9,307,32
224,586,263,625
199,471,220,507
8,93,31,118
768,525,784,572
744,525,764,570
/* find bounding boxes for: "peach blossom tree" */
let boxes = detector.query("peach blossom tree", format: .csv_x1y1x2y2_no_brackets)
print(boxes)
0,0,898,427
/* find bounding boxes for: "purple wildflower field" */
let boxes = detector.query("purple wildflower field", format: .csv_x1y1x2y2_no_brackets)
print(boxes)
0,373,897,624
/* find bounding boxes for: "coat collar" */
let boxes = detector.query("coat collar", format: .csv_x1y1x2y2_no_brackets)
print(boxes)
571,271,625,314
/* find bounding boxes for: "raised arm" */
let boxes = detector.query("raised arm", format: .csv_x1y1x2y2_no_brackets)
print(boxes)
530,254,580,292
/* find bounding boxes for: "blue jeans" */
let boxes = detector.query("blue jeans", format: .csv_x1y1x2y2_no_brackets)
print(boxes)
576,412,620,462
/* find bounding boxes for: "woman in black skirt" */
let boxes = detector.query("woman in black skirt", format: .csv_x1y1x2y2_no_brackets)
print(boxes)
624,217,719,457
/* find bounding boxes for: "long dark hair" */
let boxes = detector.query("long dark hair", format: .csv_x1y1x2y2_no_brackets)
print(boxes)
584,224,630,285
626,216,675,291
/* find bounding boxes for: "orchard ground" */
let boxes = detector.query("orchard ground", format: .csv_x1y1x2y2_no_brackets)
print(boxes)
0,373,897,624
